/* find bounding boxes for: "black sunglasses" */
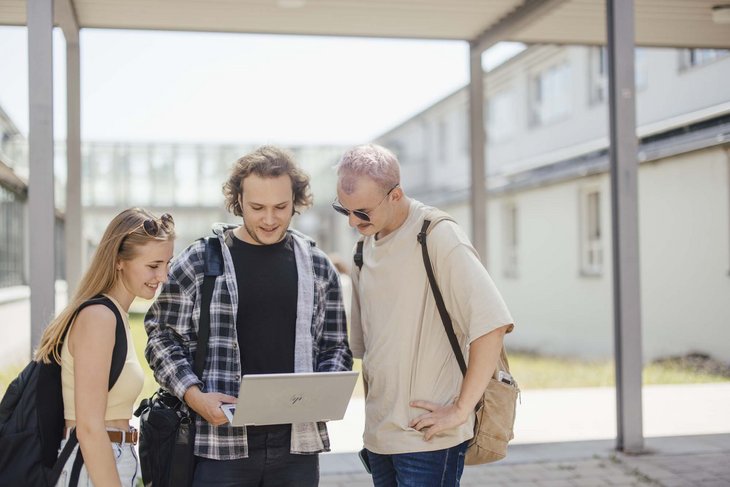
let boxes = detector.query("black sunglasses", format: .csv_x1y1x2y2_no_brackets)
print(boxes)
331,184,399,223
129,213,175,237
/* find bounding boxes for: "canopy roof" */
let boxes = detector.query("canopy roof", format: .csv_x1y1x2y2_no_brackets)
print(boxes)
1,0,729,49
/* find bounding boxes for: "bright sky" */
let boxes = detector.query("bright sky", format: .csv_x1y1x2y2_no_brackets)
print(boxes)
0,26,523,145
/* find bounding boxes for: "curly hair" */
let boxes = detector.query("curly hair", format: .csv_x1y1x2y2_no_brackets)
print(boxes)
223,145,313,216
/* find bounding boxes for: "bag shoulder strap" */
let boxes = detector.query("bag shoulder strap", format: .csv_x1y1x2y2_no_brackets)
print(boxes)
418,218,512,378
352,206,452,271
417,218,468,376
194,236,223,379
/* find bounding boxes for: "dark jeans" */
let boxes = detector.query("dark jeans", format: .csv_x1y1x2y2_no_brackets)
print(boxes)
192,427,319,487
367,441,468,487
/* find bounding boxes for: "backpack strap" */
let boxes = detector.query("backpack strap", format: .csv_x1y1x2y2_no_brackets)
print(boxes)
194,236,223,379
64,295,128,391
48,296,128,486
354,239,364,271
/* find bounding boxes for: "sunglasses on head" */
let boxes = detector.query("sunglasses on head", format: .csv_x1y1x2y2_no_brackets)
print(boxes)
331,184,399,223
129,213,175,237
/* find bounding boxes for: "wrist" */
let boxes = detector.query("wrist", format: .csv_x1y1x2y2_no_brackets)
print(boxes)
453,397,473,419
183,386,202,407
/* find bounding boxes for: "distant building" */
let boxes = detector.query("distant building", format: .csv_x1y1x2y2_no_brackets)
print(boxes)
0,105,27,288
328,45,730,362
0,104,347,290
79,142,347,257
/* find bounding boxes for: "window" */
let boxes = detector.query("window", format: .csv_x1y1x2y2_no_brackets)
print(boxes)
437,119,448,162
199,147,223,206
502,202,518,278
530,62,572,126
588,47,608,105
90,148,115,206
580,188,603,275
0,184,25,287
635,48,648,91
459,109,469,156
129,149,151,206
679,49,730,70
487,90,517,142
589,47,648,105
174,150,199,206
150,145,175,206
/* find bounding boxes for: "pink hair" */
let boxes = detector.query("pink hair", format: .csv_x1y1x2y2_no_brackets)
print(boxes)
336,144,401,194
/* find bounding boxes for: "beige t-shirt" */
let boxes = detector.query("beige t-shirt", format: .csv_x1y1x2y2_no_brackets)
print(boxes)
350,199,514,454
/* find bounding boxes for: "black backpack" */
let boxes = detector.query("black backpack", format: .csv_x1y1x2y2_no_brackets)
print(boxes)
0,296,127,487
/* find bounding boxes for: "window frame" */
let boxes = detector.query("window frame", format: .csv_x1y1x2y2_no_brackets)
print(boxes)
579,186,604,277
502,200,519,279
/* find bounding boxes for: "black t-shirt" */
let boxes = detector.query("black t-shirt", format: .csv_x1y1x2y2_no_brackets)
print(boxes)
228,230,298,434
228,231,298,375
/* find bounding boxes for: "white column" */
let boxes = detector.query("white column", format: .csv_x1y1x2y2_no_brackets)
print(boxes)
606,0,644,453
28,0,56,352
468,44,487,264
65,35,82,295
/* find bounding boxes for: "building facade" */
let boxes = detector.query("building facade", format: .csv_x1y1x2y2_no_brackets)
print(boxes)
365,45,730,363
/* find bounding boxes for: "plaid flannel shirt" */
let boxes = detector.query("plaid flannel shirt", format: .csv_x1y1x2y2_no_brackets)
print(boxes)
144,224,352,460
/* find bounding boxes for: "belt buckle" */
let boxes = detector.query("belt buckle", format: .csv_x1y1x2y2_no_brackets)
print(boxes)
129,429,139,445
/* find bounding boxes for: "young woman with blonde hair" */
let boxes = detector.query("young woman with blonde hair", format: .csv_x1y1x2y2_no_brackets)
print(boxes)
35,208,175,487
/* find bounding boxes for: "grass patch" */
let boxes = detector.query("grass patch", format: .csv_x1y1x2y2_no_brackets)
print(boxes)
129,314,159,406
2,318,727,399
0,363,26,397
510,352,730,389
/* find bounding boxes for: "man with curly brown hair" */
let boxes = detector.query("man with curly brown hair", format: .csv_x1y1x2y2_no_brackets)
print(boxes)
145,146,352,487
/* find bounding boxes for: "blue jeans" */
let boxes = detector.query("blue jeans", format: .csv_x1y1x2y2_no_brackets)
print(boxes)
367,441,468,487
192,426,318,487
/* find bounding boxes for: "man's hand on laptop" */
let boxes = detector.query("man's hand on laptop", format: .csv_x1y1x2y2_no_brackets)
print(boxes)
184,386,237,426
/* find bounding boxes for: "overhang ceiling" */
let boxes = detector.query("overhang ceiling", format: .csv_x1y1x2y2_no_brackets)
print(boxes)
0,0,728,49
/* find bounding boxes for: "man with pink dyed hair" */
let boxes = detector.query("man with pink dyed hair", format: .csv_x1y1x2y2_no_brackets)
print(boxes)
333,144,515,486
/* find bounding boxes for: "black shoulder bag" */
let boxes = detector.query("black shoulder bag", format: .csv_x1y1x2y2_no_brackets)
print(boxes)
135,236,223,487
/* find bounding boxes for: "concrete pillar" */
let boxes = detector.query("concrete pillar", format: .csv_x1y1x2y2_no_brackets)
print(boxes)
28,0,56,352
606,0,644,454
468,44,487,263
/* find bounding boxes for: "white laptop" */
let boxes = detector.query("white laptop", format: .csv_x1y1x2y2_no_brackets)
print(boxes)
221,371,359,426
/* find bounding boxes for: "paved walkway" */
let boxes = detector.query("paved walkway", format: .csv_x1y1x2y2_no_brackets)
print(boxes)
320,434,730,486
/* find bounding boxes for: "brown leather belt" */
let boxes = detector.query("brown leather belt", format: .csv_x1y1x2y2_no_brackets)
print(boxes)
64,428,138,445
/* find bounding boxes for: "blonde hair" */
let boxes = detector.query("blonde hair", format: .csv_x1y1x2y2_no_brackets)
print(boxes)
35,208,175,364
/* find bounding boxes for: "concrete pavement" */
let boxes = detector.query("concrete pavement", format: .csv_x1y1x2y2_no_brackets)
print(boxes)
320,434,730,486
321,384,730,485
